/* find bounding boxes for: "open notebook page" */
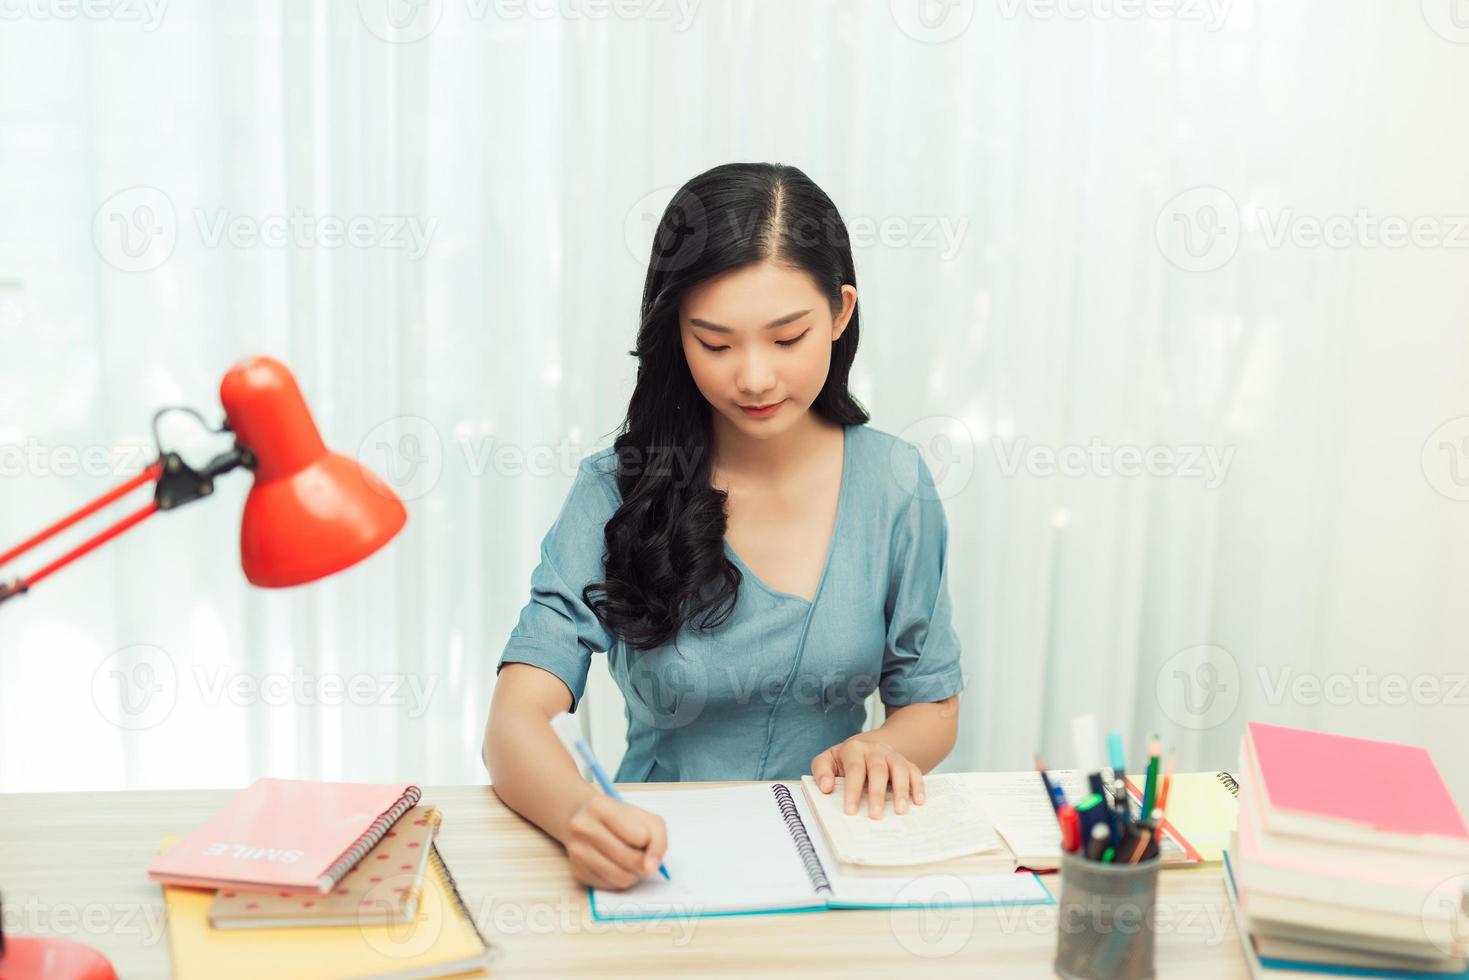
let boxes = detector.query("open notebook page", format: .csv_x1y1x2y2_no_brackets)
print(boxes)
590,784,823,919
786,781,1053,908
798,773,1004,866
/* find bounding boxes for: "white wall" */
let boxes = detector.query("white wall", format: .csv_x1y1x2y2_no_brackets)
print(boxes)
1,0,1467,800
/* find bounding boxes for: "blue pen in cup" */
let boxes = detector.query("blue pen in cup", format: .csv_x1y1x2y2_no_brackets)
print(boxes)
551,711,671,881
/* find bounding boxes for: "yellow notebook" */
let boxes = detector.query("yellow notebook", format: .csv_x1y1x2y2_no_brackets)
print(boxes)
1158,771,1239,864
161,836,495,979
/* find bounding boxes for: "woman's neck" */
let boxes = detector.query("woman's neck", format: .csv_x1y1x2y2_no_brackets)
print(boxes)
709,408,839,479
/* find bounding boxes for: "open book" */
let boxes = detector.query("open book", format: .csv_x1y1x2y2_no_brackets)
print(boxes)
590,783,1053,921
963,770,1203,870
797,770,1206,873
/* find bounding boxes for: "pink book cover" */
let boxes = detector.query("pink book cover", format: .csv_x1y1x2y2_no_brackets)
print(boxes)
1248,722,1468,839
148,778,421,893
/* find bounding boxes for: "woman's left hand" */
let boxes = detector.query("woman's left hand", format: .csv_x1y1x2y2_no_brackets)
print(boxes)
810,735,926,819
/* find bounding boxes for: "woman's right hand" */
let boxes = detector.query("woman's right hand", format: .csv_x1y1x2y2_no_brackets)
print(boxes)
562,794,668,891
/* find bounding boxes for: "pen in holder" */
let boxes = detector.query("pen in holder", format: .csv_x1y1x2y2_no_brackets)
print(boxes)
1053,849,1161,980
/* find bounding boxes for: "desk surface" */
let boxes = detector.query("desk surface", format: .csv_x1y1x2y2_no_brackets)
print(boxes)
0,782,1249,978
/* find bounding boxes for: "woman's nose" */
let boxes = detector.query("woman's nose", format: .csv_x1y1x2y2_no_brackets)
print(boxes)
736,349,775,394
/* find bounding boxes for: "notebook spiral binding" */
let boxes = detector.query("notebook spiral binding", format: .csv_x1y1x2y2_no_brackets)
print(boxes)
319,786,424,890
771,784,832,896
1217,772,1240,797
428,842,499,964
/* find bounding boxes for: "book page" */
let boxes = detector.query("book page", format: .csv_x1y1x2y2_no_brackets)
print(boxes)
798,773,1003,866
590,785,822,919
961,770,1082,868
785,783,1052,909
965,770,1188,868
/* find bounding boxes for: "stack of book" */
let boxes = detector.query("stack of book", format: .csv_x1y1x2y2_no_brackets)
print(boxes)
148,779,494,978
1224,722,1469,978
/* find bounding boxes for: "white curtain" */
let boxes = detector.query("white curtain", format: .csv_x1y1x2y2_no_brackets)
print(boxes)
3,0,1468,798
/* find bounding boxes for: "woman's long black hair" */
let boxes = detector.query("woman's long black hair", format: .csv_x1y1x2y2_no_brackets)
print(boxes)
583,162,870,651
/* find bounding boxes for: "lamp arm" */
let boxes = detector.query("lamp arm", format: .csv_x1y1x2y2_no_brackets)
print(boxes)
0,442,255,607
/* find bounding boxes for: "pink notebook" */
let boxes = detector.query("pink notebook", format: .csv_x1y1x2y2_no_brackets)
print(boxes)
1248,721,1468,845
148,778,421,894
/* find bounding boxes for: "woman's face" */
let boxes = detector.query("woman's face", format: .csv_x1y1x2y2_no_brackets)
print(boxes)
678,259,857,442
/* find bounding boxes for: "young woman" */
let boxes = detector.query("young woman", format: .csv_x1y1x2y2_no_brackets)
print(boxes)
483,162,963,892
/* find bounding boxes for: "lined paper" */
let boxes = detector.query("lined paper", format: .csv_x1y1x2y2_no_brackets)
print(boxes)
591,785,821,919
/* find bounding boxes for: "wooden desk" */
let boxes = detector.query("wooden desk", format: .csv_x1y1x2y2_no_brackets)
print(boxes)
0,783,1249,978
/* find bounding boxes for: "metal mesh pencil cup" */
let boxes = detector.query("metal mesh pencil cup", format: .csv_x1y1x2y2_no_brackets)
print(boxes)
1053,849,1161,980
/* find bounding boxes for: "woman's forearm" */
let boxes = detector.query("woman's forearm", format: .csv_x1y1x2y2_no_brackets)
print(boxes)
483,700,597,845
854,695,960,771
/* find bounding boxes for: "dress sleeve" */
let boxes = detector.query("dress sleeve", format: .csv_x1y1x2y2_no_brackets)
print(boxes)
496,454,620,712
879,444,967,707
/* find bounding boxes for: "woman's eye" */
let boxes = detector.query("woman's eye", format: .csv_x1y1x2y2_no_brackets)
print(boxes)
697,328,807,352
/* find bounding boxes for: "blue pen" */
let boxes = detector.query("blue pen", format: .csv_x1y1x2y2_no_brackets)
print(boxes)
552,711,671,881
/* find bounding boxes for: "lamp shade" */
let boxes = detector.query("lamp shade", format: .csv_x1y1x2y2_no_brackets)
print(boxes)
219,357,407,588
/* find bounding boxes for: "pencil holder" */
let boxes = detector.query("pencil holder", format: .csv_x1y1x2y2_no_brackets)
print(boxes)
1053,850,1161,980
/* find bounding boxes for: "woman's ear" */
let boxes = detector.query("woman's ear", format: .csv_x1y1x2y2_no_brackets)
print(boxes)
831,285,858,342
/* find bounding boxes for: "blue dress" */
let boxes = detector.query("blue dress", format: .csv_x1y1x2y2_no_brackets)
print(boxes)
496,423,965,782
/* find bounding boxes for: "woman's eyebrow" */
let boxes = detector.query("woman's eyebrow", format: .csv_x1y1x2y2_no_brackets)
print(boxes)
688,309,811,334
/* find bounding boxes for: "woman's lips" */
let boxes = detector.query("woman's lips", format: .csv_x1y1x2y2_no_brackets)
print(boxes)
739,400,785,418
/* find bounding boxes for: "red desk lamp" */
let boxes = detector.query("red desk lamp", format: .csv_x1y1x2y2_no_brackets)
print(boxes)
0,355,407,603
0,355,407,980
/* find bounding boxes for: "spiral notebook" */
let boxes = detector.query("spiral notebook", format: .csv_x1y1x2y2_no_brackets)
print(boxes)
162,838,495,979
589,783,1053,920
208,806,441,928
148,779,422,894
